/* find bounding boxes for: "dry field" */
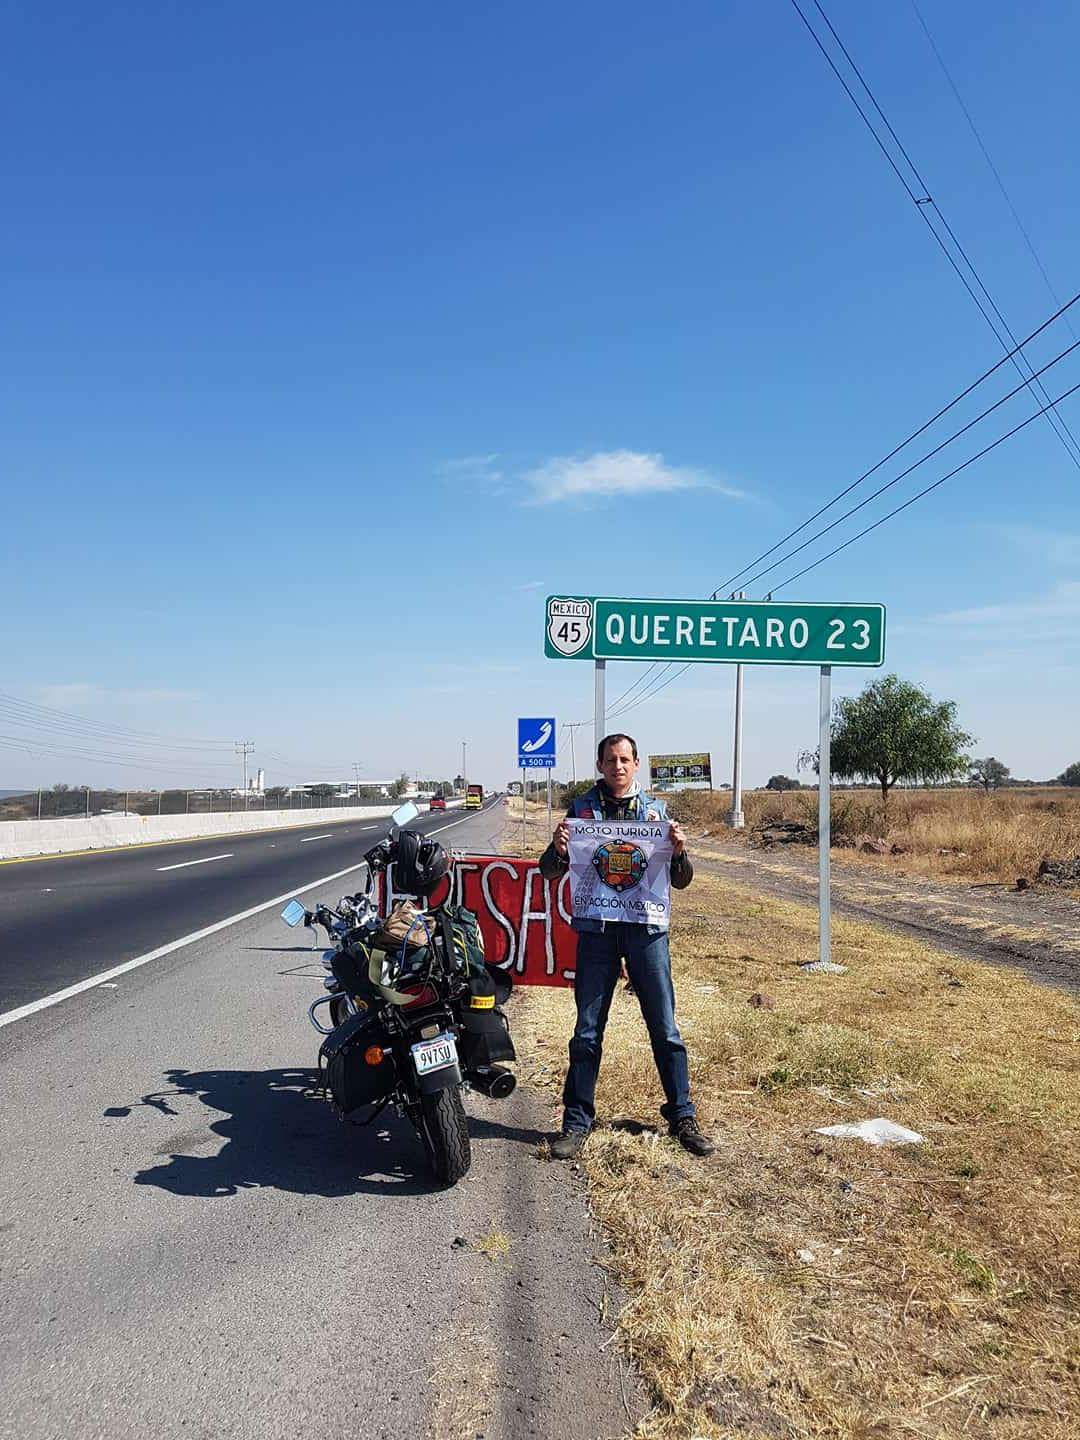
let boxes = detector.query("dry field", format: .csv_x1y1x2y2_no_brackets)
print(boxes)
503,800,1080,1439
666,787,1080,888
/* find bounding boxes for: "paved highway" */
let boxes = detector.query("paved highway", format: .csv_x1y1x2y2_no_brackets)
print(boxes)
0,799,641,1439
0,803,489,1016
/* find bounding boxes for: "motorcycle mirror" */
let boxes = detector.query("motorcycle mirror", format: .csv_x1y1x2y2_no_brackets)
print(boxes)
391,800,419,828
281,899,307,927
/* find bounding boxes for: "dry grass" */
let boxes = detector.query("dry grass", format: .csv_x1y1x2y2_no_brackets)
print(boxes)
509,852,1080,1439
666,787,1080,888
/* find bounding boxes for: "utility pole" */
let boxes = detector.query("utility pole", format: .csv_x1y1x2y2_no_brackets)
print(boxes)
462,740,467,792
353,761,362,801
235,740,255,808
729,592,746,829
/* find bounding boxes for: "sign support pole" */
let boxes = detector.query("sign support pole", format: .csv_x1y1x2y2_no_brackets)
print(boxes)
546,769,552,840
521,765,527,853
730,662,745,828
818,665,832,966
729,589,746,828
594,660,606,764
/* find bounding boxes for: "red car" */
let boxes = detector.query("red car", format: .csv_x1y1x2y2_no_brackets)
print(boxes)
428,795,447,811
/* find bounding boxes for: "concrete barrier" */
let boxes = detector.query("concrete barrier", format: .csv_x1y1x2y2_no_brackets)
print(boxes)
0,799,464,862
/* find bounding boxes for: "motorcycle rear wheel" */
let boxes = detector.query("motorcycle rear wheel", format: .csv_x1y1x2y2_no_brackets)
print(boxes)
417,1085,471,1186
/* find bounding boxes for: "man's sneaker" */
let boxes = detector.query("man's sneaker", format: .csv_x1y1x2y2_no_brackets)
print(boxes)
670,1117,715,1157
550,1130,589,1160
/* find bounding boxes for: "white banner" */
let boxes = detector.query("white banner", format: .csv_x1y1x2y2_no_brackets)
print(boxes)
566,818,673,928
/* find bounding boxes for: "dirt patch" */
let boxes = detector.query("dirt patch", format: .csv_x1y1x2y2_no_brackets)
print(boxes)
691,835,1080,994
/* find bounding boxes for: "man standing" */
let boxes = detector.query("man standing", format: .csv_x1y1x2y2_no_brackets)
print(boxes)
539,733,714,1159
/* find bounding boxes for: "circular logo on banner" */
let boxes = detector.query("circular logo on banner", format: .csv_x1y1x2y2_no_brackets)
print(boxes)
547,597,593,657
592,841,647,891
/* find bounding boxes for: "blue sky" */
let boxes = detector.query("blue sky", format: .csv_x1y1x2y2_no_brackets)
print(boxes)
3,0,1078,790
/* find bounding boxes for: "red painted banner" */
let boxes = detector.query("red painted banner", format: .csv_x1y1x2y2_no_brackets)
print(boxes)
381,854,577,986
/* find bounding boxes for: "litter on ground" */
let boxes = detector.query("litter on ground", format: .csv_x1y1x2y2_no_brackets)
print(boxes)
813,1117,925,1147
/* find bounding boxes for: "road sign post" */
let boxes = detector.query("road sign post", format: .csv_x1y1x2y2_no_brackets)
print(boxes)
517,717,557,857
819,665,832,968
594,660,606,765
545,595,885,969
731,661,745,829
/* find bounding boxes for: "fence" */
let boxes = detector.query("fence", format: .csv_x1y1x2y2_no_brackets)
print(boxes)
0,788,401,823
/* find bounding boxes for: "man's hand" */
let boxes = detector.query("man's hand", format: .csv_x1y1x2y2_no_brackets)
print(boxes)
670,820,687,857
553,820,571,857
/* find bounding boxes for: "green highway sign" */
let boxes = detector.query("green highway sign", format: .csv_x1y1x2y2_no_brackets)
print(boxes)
545,595,885,667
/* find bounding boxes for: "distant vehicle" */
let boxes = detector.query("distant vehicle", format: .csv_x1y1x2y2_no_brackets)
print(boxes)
465,784,483,810
429,795,447,811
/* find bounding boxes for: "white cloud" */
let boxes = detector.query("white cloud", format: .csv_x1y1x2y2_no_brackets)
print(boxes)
437,454,506,492
522,450,745,506
439,453,500,473
932,581,1080,626
990,523,1080,569
514,579,546,592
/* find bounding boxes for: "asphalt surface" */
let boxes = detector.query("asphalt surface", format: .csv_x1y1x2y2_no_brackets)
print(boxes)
0,799,641,1440
0,804,487,1014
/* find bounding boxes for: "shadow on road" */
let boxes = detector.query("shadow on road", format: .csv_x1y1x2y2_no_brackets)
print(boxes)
107,1067,543,1199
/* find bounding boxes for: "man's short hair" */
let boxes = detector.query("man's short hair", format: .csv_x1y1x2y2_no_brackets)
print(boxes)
597,732,639,765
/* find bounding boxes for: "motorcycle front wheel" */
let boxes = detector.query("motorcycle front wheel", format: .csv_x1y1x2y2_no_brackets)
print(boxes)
416,1085,471,1186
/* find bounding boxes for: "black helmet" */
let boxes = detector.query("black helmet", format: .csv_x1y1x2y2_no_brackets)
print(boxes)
393,830,451,896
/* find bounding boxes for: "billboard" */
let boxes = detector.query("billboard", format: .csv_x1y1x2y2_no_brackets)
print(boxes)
648,752,712,791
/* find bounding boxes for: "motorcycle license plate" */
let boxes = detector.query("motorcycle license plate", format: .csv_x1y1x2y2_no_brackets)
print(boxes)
411,1033,458,1076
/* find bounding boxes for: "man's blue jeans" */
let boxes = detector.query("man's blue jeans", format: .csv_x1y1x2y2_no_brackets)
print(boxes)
562,924,695,1134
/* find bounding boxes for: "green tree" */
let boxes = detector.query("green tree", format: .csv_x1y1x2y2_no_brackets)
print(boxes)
1057,760,1080,787
388,772,410,800
969,757,1010,792
765,774,800,791
830,674,972,814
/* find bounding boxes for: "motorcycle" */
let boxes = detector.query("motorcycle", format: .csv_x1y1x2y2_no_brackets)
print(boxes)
280,801,516,1186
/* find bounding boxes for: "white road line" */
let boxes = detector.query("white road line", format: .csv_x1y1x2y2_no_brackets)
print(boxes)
299,833,333,843
156,853,234,872
0,806,486,1033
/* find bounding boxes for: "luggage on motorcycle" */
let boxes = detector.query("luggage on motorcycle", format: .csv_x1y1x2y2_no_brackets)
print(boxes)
329,942,382,1005
441,905,512,1001
439,904,486,977
485,963,513,1006
319,1009,396,1114
459,1004,516,1068
374,899,436,954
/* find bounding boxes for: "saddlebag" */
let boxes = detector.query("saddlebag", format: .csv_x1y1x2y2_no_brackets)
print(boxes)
459,1005,516,1069
458,960,516,1071
319,1010,396,1114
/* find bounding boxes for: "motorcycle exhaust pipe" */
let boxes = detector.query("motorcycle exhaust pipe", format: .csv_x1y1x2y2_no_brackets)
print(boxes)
471,1065,516,1099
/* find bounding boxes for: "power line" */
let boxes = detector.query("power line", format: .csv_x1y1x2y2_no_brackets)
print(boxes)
790,0,1080,470
594,373,1080,722
909,0,1076,341
594,298,1080,727
739,331,1080,592
712,288,1080,596
770,373,1080,591
0,691,236,750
